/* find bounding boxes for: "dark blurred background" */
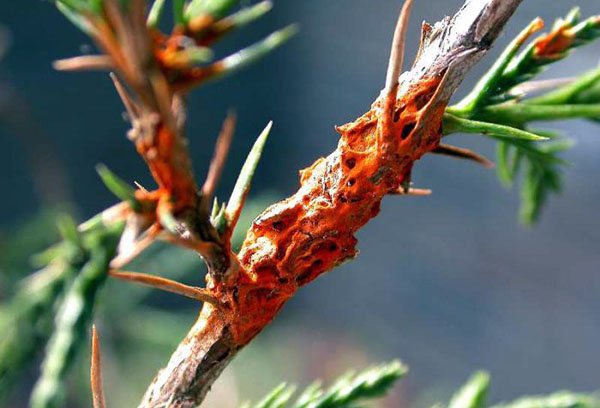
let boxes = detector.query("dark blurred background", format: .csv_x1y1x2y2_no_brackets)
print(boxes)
1,0,599,407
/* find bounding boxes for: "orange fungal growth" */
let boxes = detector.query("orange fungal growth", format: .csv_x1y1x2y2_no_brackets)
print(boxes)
534,23,575,58
133,121,197,214
530,16,600,59
222,77,445,345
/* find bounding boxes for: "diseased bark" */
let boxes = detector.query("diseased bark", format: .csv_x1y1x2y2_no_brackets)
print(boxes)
138,1,523,406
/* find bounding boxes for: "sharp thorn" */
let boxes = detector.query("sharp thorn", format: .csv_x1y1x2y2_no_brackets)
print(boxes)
134,181,149,193
432,143,494,168
225,120,272,232
109,72,139,119
159,234,215,261
53,55,113,71
409,188,432,195
384,0,415,95
91,325,106,408
378,0,415,145
390,187,432,196
109,269,221,306
111,223,160,269
149,70,177,133
202,110,237,199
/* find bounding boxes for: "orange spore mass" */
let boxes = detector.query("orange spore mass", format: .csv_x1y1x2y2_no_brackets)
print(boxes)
213,77,445,345
534,23,575,58
135,123,197,215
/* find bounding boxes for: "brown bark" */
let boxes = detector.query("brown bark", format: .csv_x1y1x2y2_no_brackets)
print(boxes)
138,1,524,406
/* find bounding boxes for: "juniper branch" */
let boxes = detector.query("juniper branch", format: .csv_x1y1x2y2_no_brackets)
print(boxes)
137,1,524,406
44,1,599,407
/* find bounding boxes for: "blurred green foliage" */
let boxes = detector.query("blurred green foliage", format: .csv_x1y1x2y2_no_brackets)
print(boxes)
0,192,278,407
241,360,407,408
243,362,599,408
446,8,600,225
